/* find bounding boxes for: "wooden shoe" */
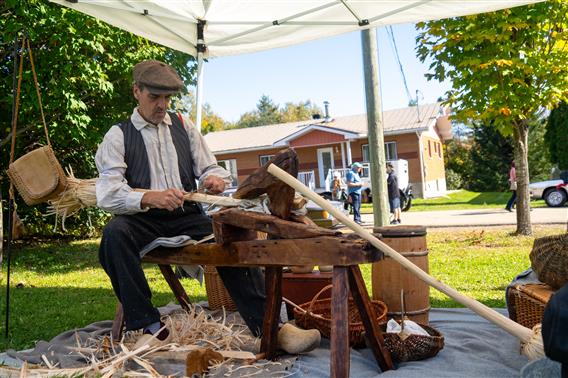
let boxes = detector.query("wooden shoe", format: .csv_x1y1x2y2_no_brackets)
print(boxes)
277,323,321,354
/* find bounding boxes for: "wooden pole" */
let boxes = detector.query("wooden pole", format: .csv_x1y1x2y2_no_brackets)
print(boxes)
361,28,389,227
267,163,535,344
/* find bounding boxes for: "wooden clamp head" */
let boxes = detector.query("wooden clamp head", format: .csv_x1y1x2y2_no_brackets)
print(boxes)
233,148,298,220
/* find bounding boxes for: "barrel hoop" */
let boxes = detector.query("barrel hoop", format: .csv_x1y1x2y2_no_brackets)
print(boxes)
383,250,429,258
387,306,431,317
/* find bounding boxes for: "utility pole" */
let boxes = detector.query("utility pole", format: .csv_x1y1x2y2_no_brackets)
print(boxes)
361,28,389,227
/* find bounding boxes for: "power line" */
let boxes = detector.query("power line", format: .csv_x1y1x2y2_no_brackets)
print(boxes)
386,26,412,104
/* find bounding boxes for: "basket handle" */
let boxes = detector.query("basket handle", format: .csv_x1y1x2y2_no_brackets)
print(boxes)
306,284,334,313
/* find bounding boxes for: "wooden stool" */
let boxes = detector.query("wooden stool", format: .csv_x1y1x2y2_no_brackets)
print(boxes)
111,236,393,377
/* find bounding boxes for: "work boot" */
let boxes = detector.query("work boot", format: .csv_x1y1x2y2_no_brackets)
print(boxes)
277,323,321,354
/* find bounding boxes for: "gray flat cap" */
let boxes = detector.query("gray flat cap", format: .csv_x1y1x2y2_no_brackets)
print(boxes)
133,60,183,95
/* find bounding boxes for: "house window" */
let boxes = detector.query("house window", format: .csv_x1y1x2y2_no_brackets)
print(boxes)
428,140,432,158
362,142,398,162
438,142,442,158
259,154,274,167
218,159,238,187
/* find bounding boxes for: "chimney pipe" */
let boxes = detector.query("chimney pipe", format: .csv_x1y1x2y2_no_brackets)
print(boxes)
324,101,330,121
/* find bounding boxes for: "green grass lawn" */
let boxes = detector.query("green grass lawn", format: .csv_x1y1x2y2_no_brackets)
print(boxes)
361,190,547,213
0,225,563,351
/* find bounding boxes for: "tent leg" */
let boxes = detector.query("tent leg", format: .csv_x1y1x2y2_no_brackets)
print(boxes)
361,28,389,227
195,51,204,133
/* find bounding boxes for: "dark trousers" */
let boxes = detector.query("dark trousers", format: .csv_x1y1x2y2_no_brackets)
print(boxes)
350,192,362,222
506,190,517,210
99,204,267,336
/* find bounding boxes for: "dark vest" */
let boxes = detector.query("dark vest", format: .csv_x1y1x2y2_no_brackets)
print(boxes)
119,112,197,192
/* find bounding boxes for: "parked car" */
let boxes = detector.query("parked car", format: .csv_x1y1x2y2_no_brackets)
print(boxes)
529,179,568,207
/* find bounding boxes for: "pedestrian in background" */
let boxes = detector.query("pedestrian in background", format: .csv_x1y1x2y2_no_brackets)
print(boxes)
346,162,364,225
387,162,401,224
331,171,343,201
505,161,517,212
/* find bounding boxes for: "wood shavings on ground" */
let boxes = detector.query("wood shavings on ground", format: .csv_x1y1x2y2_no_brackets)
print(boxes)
0,305,276,377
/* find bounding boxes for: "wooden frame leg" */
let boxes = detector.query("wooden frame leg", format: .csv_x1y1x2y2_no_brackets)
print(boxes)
260,266,283,359
111,302,124,341
331,266,350,378
348,265,394,372
158,264,191,311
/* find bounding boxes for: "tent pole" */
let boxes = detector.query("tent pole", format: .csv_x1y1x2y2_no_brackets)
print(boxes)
361,28,389,227
195,20,206,133
5,32,20,338
195,53,204,133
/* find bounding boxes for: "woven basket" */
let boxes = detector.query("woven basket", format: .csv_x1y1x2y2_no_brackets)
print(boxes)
293,285,388,347
204,266,237,311
382,322,444,362
530,234,568,289
507,283,555,329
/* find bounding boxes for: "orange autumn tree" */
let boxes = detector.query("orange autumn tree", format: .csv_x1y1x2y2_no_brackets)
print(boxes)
417,1,568,235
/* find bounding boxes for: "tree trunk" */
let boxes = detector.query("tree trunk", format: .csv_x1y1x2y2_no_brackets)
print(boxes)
513,120,532,235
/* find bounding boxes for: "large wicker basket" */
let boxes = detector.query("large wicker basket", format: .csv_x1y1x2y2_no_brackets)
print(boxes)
507,283,555,329
382,322,444,362
204,266,237,311
293,285,388,347
529,233,568,289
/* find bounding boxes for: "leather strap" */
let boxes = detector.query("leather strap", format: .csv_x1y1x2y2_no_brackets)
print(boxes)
9,35,52,167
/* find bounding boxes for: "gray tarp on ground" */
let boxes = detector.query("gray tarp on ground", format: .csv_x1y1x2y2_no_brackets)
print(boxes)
1,307,535,377
296,308,529,378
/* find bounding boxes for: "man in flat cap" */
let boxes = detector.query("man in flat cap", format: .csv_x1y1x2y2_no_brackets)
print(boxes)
95,60,320,352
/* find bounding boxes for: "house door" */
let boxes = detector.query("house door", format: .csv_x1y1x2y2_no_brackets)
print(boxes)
317,147,334,188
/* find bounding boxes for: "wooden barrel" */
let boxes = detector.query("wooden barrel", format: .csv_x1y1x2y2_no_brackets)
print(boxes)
372,225,430,324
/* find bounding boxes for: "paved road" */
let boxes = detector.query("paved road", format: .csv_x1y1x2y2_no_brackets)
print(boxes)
359,207,568,228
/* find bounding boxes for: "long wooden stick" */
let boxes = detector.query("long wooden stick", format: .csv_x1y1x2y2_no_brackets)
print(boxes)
135,189,246,208
182,192,245,207
267,164,534,343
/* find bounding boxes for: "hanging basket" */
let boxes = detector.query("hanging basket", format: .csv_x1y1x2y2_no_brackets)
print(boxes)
382,322,444,362
293,285,388,347
529,233,568,289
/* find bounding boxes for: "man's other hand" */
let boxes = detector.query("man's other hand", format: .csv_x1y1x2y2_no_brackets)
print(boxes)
141,188,185,211
202,175,225,194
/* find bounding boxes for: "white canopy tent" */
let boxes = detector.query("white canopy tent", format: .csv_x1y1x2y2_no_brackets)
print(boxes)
51,0,542,128
50,0,542,58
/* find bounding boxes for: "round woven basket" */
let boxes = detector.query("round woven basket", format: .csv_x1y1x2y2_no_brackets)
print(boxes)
382,322,444,362
293,285,388,347
204,266,238,311
529,233,568,289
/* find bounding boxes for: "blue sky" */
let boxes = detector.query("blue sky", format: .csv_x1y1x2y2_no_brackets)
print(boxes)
199,23,451,123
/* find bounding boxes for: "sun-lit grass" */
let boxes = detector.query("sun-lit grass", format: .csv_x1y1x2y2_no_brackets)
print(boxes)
361,225,563,308
360,190,547,213
0,225,563,351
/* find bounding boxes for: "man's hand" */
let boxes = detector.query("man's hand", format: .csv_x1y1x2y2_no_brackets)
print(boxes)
141,188,185,211
202,175,226,194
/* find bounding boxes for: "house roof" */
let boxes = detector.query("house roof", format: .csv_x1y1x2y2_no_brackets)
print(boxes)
204,103,446,154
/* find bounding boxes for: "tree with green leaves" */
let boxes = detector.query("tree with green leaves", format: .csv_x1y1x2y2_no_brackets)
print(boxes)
233,95,322,129
175,91,228,135
545,102,568,171
417,1,568,235
1,0,195,235
256,95,281,125
281,100,322,123
528,119,553,182
467,122,513,192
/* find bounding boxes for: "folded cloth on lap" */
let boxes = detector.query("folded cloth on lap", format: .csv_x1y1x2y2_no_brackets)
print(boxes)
139,235,204,285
